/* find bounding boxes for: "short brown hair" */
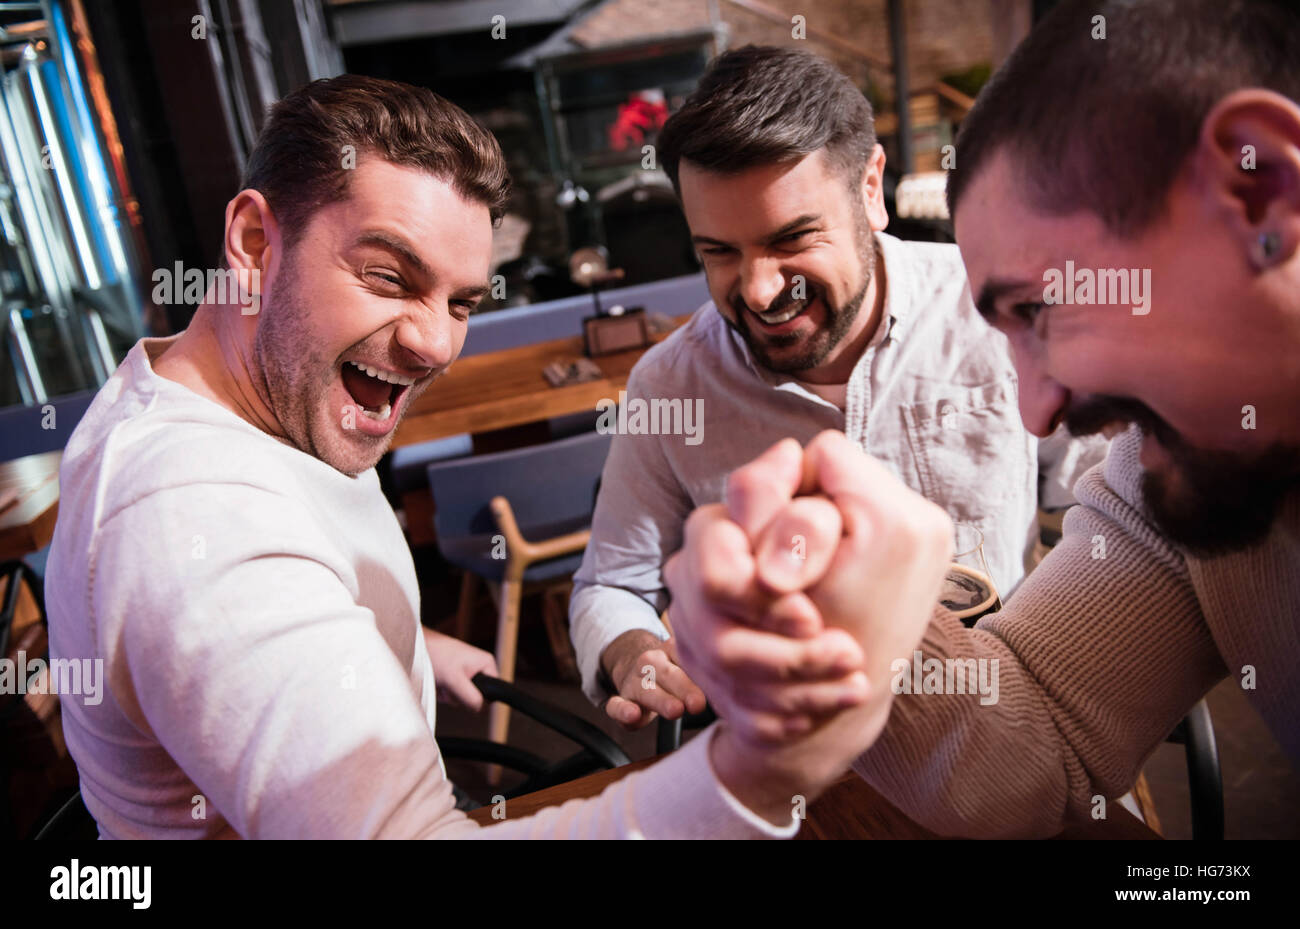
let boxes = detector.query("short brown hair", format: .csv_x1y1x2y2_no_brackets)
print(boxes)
947,0,1300,237
241,74,510,249
658,46,875,192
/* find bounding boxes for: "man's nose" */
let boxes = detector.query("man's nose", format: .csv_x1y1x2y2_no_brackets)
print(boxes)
738,256,787,313
1009,334,1069,437
394,302,457,372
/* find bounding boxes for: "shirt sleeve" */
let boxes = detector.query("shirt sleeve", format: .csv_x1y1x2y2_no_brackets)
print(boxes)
852,429,1227,837
471,723,800,839
569,367,696,705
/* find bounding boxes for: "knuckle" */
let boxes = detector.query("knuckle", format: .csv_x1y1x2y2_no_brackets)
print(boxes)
699,568,735,604
712,637,744,673
725,468,763,506
809,429,843,455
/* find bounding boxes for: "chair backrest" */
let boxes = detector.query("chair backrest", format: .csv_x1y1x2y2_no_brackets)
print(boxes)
463,272,708,357
427,429,614,541
0,390,97,461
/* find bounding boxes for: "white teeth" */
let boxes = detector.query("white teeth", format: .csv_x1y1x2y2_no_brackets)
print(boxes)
347,360,414,387
359,402,391,421
759,305,803,325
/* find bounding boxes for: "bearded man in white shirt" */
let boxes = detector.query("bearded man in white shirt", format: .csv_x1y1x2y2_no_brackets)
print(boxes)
569,45,1107,730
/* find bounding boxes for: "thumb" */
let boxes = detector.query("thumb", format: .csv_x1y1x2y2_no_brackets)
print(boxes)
725,437,804,541
753,495,843,594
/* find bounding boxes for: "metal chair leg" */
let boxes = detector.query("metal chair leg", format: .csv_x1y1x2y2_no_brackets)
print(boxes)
1180,699,1225,840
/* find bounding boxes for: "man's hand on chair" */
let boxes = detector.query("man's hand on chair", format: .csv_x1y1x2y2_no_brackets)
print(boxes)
600,629,707,730
424,627,499,711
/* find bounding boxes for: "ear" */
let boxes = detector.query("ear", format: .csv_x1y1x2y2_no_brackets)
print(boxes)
223,189,277,308
861,143,889,231
1195,89,1300,270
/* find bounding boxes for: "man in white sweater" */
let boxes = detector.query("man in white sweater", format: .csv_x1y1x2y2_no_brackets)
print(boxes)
45,75,952,838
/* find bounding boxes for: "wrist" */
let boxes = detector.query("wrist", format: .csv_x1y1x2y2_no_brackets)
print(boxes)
709,723,816,828
602,629,660,684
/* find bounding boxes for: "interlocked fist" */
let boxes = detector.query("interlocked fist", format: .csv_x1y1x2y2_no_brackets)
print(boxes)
664,431,953,796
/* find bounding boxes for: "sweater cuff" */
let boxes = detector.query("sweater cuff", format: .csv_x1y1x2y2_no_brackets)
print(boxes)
630,722,801,839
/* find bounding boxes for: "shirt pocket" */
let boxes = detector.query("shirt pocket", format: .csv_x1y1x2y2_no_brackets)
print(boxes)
900,378,1029,526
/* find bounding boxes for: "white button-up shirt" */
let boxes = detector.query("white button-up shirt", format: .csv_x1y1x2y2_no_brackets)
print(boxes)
569,231,1107,703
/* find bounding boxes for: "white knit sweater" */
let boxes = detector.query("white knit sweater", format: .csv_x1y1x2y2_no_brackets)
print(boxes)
45,336,795,839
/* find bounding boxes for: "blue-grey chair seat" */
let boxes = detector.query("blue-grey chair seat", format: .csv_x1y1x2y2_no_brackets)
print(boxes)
426,431,613,559
23,545,49,583
390,434,474,495
0,390,97,462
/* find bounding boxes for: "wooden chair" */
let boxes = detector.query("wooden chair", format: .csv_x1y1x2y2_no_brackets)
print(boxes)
426,430,614,779
485,495,591,760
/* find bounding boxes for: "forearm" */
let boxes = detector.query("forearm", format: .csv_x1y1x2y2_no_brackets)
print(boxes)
853,609,1083,837
854,498,1225,837
472,723,799,838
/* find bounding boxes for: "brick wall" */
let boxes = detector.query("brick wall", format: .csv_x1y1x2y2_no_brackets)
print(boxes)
569,0,1000,108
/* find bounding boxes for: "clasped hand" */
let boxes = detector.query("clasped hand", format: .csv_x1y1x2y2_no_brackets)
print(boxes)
663,431,952,796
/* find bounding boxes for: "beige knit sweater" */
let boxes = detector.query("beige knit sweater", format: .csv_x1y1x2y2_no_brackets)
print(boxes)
854,425,1300,837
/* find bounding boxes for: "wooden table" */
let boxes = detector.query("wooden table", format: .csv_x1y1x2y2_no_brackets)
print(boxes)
0,450,61,561
467,756,1160,839
392,315,690,449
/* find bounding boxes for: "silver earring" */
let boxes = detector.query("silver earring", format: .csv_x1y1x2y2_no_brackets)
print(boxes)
1256,231,1280,265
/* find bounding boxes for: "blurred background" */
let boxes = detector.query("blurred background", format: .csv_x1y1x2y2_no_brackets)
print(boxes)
0,0,1043,413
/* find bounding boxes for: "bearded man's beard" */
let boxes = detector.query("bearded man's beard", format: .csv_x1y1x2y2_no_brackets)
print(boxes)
1065,395,1300,557
726,205,875,375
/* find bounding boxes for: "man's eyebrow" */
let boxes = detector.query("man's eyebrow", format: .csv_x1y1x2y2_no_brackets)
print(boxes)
974,277,1036,322
690,214,823,250
763,214,821,244
353,230,432,279
453,282,492,300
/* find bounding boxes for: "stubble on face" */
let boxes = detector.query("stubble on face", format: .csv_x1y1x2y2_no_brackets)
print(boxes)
253,249,389,476
727,193,876,376
1065,395,1299,557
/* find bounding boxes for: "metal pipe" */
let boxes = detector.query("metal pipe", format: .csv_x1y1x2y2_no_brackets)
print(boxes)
7,304,46,402
888,0,914,174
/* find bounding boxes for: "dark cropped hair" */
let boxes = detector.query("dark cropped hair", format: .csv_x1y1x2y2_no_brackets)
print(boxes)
948,0,1300,237
658,45,875,191
241,74,509,249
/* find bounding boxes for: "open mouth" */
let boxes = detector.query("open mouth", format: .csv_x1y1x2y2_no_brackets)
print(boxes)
340,360,414,423
750,298,815,331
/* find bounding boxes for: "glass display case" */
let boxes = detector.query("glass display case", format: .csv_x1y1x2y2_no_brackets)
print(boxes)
0,0,145,409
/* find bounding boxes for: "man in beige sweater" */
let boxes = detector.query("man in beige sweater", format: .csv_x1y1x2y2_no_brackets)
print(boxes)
665,0,1299,836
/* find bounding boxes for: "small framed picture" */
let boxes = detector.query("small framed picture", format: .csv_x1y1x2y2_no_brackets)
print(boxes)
583,308,649,356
